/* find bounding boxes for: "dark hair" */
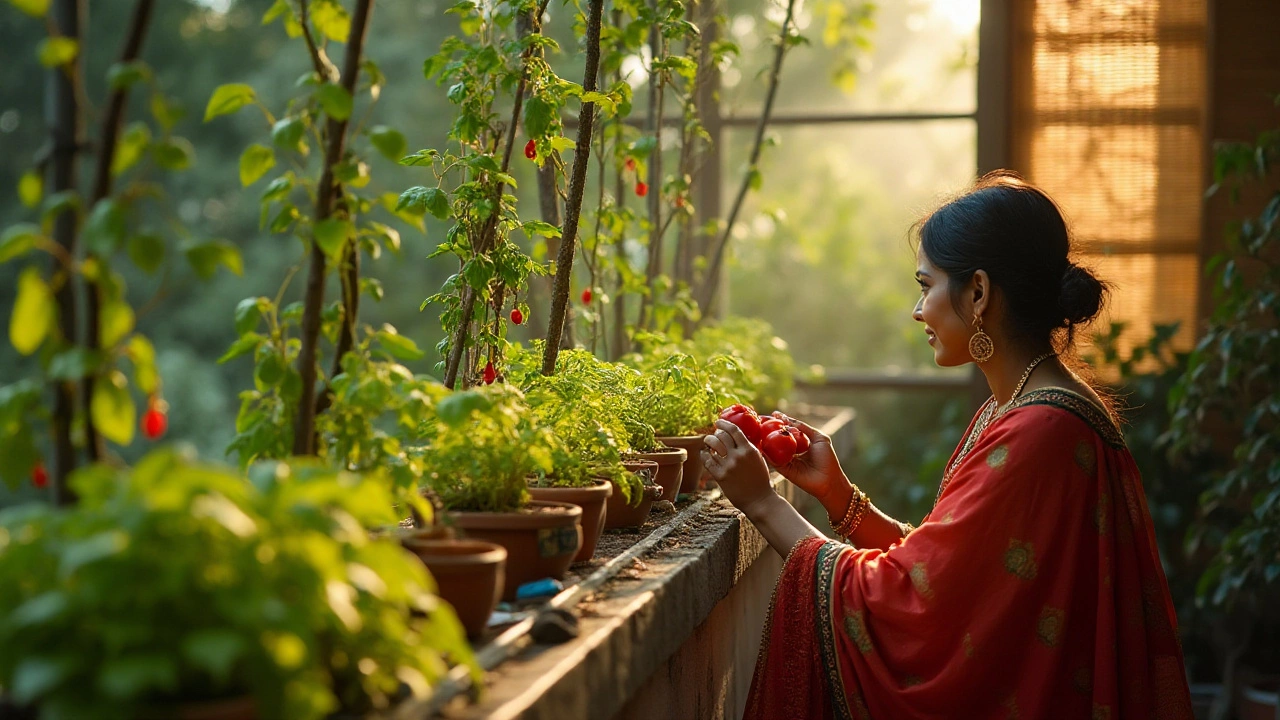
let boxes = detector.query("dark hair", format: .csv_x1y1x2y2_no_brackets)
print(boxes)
915,171,1109,351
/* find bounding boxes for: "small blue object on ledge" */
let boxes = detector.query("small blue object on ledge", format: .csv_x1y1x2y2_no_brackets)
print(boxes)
516,578,563,601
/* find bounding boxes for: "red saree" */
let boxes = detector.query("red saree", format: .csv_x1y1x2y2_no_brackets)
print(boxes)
746,388,1193,719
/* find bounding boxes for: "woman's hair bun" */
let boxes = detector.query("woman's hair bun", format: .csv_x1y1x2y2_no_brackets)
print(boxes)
1058,263,1106,326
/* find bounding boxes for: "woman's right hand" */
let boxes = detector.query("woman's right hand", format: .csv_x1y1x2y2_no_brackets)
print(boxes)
769,412,850,507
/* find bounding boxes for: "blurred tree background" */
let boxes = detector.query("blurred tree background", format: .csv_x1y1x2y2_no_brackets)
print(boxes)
1,0,979,516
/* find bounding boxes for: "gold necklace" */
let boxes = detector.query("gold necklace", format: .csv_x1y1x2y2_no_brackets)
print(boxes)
933,352,1057,507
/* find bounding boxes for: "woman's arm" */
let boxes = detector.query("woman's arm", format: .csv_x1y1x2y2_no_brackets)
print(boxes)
817,480,913,551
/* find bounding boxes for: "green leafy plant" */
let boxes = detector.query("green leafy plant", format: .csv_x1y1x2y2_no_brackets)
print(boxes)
623,335,744,436
419,384,554,513
1,0,239,495
1169,117,1280,612
690,317,795,412
0,448,475,719
506,344,648,503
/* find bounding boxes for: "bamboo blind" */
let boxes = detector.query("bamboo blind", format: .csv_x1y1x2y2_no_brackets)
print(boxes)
1010,0,1208,357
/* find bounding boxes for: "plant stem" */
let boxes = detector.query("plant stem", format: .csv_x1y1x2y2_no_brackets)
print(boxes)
635,9,665,337
695,0,797,320
292,0,374,456
81,0,155,465
541,0,604,374
48,0,81,503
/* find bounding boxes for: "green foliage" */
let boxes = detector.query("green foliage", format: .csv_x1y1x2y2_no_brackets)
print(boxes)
0,449,475,718
689,317,795,412
1169,118,1280,611
419,384,555,513
623,334,746,436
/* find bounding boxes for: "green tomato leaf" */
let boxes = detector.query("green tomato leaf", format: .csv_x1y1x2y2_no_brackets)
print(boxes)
18,170,41,208
10,591,69,629
99,655,177,700
522,96,555,138
203,83,257,122
90,373,135,446
128,335,159,395
10,267,54,355
271,117,305,149
48,348,100,381
239,144,275,186
8,0,50,17
84,199,127,256
310,0,350,42
153,138,195,171
368,125,407,161
521,220,562,239
376,326,424,360
218,333,264,364
127,234,165,274
106,60,150,90
437,390,491,427
397,186,449,220
314,83,352,121
37,37,78,68
313,218,352,260
234,297,266,335
185,240,243,279
111,122,151,176
1,224,41,264
261,174,294,203
100,299,136,348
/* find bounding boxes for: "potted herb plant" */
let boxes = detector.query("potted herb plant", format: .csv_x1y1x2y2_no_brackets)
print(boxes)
419,384,583,600
0,449,475,720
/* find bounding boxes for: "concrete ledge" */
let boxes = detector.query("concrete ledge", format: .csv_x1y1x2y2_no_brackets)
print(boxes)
430,406,855,720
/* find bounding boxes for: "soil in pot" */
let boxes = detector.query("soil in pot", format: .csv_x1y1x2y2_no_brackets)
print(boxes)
606,460,662,529
627,447,686,503
528,480,612,563
402,538,507,637
656,435,707,494
449,501,582,601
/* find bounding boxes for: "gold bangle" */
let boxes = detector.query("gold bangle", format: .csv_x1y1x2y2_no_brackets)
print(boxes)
839,493,871,537
828,486,861,534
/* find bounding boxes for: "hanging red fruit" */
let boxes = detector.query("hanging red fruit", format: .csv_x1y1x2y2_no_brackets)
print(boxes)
524,139,537,160
142,396,168,440
483,361,497,385
581,288,593,304
675,196,685,209
625,157,636,171
31,462,48,489
510,307,524,325
635,181,648,197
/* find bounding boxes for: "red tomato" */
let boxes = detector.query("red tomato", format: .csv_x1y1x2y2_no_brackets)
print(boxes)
483,361,497,385
719,404,762,445
759,417,785,437
635,181,648,197
581,288,593,304
142,407,168,440
31,462,48,488
761,428,797,467
625,157,636,171
524,139,537,160
510,308,524,325
792,428,811,454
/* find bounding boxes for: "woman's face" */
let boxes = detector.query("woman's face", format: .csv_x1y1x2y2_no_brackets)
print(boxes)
912,250,974,367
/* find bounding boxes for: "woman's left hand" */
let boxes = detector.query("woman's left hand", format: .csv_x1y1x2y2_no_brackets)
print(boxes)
702,419,775,515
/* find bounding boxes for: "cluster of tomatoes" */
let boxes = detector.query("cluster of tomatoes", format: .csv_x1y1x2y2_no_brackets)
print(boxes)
717,403,810,467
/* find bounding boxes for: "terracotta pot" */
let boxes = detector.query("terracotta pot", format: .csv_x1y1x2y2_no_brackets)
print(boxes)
528,480,612,563
138,696,257,720
606,460,662,528
656,435,707,494
449,501,582,601
627,447,686,503
402,538,506,637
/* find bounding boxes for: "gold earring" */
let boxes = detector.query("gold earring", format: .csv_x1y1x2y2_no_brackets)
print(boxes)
969,315,994,362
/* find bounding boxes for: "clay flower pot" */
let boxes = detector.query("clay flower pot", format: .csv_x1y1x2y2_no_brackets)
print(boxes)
403,538,507,637
605,460,662,529
528,480,612,563
626,447,686,503
656,435,707,494
449,500,582,601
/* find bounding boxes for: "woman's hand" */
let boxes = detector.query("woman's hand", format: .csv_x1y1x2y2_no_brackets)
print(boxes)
768,412,850,507
701,419,775,516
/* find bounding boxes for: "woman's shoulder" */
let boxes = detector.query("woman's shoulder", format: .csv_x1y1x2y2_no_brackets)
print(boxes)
1001,386,1126,449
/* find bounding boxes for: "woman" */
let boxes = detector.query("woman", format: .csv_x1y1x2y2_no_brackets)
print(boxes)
701,173,1194,719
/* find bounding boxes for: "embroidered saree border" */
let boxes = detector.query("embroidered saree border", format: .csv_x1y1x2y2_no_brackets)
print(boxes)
816,540,856,720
